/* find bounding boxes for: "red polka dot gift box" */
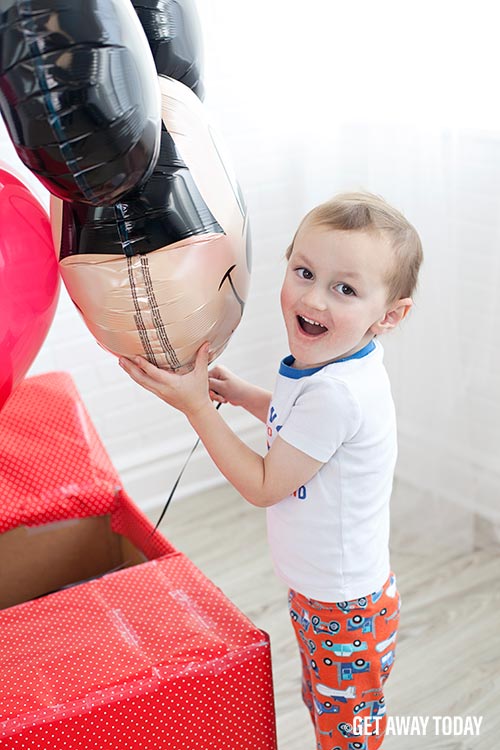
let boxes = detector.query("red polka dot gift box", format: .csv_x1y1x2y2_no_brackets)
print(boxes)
0,373,277,750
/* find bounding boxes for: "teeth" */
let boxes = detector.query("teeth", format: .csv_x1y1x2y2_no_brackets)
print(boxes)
300,315,326,327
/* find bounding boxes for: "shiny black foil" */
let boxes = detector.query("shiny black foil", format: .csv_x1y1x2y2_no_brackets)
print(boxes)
131,0,204,98
0,0,162,205
59,123,222,258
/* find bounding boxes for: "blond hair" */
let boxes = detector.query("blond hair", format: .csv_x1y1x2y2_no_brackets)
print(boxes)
286,191,423,302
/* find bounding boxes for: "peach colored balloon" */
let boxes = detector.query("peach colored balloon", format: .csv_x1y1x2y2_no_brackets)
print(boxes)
52,76,250,372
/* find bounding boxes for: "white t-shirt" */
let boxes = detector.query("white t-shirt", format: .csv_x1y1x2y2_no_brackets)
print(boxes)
266,339,396,602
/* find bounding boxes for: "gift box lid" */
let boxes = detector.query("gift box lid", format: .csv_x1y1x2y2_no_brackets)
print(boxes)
0,552,269,733
0,373,122,534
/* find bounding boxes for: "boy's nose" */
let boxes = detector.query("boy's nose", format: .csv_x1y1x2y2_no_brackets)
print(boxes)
301,287,328,311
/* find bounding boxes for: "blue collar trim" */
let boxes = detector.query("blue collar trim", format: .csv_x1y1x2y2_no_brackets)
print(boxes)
279,339,376,379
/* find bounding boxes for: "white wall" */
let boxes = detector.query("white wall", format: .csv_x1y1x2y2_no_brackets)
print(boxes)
2,1,499,521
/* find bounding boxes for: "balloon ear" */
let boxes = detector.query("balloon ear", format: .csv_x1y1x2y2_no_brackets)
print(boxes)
0,0,161,205
131,0,205,99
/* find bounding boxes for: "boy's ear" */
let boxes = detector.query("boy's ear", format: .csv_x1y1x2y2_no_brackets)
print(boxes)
370,297,413,335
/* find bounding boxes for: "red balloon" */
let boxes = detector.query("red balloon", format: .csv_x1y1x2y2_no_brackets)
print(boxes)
0,166,60,411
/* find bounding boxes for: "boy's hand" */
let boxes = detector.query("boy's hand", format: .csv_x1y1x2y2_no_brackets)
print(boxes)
118,342,212,418
208,365,249,406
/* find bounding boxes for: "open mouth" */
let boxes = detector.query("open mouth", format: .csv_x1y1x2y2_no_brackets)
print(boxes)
297,315,328,337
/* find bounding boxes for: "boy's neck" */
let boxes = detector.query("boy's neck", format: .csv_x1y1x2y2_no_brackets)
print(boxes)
290,338,376,370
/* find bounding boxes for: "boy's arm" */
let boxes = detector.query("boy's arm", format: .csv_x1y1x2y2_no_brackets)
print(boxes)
238,384,272,423
119,345,323,507
187,403,323,507
224,383,271,424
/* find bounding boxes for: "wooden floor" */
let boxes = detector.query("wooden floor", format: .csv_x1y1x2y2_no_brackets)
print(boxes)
146,479,500,750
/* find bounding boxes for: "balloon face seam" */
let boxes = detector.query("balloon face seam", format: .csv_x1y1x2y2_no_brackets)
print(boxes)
125,256,159,367
114,204,134,258
140,255,181,369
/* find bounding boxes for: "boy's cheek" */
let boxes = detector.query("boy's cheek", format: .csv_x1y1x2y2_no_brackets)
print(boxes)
280,282,294,316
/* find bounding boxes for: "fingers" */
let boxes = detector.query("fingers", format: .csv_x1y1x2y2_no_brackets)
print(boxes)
209,389,227,403
120,355,157,378
118,356,142,377
208,375,227,398
208,367,231,398
208,364,229,379
135,347,208,379
131,355,164,379
120,344,210,391
118,347,213,414
118,356,157,391
195,342,210,370
208,376,225,388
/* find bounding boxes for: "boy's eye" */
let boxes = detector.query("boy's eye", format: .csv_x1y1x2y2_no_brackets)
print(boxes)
334,283,356,296
296,267,313,280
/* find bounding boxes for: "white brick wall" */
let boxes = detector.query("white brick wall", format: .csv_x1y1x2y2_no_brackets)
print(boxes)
1,2,499,522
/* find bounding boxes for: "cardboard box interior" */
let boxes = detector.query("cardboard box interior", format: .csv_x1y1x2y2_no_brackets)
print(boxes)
0,515,148,610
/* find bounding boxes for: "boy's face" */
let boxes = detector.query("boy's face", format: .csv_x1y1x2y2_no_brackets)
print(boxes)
280,222,411,369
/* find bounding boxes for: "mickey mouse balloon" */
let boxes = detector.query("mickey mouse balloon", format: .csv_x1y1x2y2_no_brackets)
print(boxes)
51,74,251,371
0,0,251,372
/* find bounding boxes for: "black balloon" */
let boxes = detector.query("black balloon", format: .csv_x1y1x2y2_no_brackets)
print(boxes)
0,0,162,206
58,122,223,260
131,0,204,98
54,0,210,260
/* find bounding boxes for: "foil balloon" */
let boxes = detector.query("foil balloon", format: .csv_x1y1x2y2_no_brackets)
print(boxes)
131,0,205,99
0,0,251,373
0,166,60,411
0,0,161,206
52,74,251,371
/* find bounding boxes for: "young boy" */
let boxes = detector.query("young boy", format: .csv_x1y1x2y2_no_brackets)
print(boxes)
119,191,423,749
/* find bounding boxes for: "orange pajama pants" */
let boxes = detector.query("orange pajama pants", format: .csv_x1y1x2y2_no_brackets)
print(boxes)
288,572,400,750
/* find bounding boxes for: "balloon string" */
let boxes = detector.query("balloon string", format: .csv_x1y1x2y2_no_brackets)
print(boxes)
149,402,223,538
31,404,223,601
